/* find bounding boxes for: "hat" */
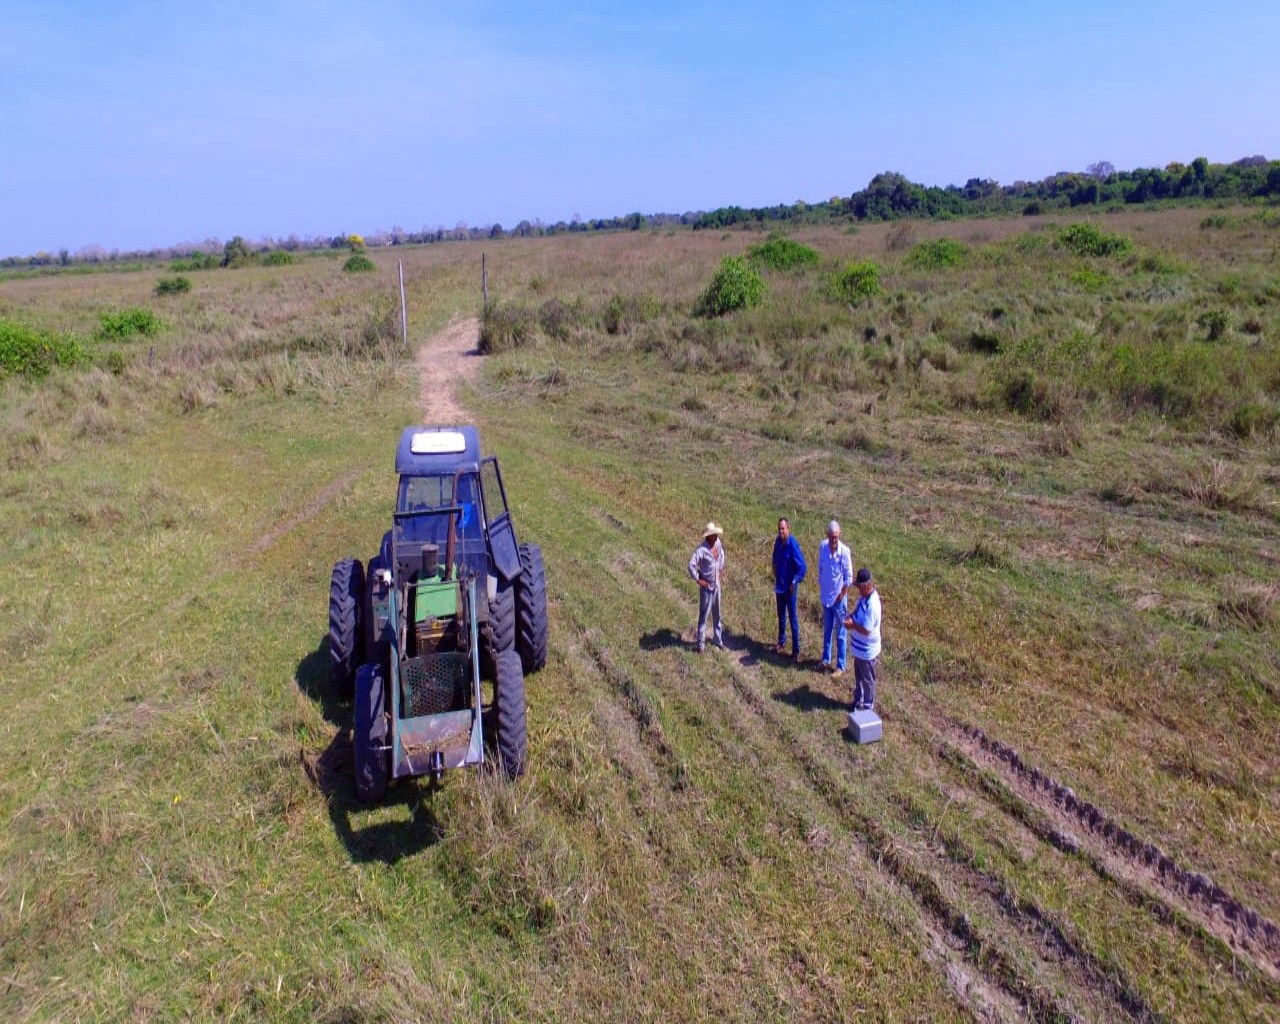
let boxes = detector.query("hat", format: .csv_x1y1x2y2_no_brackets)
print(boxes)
702,522,723,538
855,567,873,585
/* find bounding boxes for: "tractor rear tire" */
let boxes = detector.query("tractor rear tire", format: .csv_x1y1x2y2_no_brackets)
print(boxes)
493,650,527,779
515,542,548,674
328,558,364,702
362,554,387,669
481,576,516,678
354,662,388,802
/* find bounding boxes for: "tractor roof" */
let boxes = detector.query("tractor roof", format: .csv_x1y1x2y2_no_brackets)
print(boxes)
395,425,481,475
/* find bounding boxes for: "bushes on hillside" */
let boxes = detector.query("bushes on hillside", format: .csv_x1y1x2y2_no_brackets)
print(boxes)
342,253,376,273
747,237,820,271
696,256,765,317
263,250,295,266
830,261,882,306
905,238,969,269
155,275,191,295
98,307,161,340
170,252,219,272
1058,223,1133,258
0,318,89,379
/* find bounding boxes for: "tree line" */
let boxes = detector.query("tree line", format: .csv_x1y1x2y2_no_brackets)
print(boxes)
4,155,1276,269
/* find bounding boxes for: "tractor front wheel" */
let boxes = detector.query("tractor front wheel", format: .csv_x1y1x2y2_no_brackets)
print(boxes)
481,576,516,678
328,558,364,701
353,662,388,802
493,650,527,779
515,542,548,674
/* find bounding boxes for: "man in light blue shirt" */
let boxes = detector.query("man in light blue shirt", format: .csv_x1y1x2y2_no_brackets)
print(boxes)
817,520,853,677
845,567,882,711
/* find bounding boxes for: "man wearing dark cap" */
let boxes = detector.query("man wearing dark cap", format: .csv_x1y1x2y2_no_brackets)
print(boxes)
844,567,881,711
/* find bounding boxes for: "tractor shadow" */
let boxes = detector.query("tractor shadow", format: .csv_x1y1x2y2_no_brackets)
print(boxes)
297,638,443,864
296,636,348,728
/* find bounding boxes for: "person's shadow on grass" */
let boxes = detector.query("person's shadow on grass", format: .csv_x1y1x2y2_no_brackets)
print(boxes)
773,682,848,713
296,637,443,864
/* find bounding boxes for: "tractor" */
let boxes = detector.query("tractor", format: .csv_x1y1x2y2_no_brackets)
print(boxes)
327,426,548,801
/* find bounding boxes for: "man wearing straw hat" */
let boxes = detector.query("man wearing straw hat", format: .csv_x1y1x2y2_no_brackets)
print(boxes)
688,522,727,652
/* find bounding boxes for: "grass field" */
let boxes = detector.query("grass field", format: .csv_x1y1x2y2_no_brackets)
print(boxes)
1,209,1278,1022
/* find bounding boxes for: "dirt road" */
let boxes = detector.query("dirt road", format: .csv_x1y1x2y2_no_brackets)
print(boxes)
415,316,483,422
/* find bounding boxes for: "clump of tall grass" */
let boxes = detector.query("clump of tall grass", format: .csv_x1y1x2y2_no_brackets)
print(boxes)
603,293,660,335
537,297,585,341
480,301,536,353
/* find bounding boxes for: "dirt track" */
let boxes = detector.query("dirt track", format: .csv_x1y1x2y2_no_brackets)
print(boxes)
415,317,482,422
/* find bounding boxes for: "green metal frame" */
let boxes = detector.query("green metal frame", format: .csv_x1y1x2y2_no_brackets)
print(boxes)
386,576,485,779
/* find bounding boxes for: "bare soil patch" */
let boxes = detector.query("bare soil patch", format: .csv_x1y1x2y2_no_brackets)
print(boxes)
415,316,483,422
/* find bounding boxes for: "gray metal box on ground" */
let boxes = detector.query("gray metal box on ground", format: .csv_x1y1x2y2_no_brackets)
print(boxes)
846,709,882,744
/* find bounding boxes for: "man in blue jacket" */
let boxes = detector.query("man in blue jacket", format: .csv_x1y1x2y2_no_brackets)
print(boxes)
772,517,807,659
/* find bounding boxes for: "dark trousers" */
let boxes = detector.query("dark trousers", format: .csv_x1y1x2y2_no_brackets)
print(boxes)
775,589,799,653
853,657,878,710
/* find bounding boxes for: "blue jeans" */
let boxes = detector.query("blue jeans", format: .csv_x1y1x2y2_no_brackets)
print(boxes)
775,587,799,653
822,600,847,669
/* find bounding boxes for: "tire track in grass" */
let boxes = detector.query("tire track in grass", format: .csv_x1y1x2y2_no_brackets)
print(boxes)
707,644,1174,1023
909,703,1280,984
565,621,845,1020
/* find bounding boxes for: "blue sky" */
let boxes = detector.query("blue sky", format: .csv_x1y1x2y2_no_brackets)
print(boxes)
3,1,1277,256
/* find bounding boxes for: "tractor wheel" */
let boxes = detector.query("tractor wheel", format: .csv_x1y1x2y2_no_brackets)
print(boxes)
493,649,527,779
328,558,364,701
515,542,548,674
362,555,387,669
481,576,516,678
353,662,388,802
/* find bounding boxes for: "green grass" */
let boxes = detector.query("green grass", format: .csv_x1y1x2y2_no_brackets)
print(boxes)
2,212,1277,1021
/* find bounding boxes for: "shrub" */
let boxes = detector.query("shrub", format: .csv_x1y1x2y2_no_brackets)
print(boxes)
342,253,376,273
0,317,89,378
155,275,191,295
1227,402,1278,439
479,302,536,353
262,250,295,266
170,252,219,271
537,298,583,341
222,236,254,268
831,260,883,306
905,238,969,270
695,257,765,317
1057,222,1133,258
98,307,161,340
1197,309,1231,341
747,237,820,271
